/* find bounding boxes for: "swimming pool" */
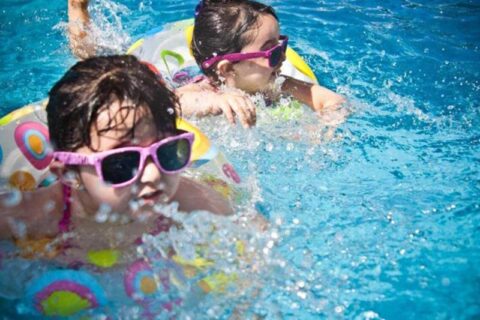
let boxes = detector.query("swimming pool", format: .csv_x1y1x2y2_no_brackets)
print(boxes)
1,0,479,319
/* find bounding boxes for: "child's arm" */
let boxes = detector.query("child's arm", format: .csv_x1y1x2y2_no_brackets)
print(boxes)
176,82,256,128
67,0,95,59
175,177,234,216
281,75,346,113
0,184,63,240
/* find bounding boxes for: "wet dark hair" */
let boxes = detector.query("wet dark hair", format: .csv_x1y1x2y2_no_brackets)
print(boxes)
47,55,179,151
192,0,278,79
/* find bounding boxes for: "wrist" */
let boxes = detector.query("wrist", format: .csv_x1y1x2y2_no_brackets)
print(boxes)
69,0,89,10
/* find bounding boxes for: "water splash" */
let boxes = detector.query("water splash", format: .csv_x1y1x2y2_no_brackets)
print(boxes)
56,0,131,55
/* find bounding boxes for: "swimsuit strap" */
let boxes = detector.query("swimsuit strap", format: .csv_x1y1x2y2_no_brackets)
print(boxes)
58,184,72,233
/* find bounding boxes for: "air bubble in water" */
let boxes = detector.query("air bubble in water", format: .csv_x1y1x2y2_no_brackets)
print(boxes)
7,218,26,239
129,199,140,212
95,203,111,223
109,213,119,223
334,305,344,313
43,200,55,213
2,190,22,207
297,290,307,300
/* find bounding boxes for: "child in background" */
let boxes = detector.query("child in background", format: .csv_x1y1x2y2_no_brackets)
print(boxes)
177,0,346,126
0,55,232,263
67,0,345,128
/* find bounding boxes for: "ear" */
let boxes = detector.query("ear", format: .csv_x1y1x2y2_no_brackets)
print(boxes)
216,60,236,79
50,160,83,189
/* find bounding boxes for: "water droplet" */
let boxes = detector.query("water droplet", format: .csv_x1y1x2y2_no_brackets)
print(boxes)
7,218,26,238
43,200,55,213
334,305,344,313
2,190,22,207
297,290,307,299
95,204,111,223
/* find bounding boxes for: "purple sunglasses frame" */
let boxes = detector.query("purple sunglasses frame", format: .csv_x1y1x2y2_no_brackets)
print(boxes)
202,35,289,69
53,132,195,188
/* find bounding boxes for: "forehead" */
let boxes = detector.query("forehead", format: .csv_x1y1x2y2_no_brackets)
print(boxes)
243,14,280,50
91,100,157,149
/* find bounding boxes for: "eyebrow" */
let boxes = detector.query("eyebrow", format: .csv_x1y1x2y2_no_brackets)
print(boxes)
260,37,279,50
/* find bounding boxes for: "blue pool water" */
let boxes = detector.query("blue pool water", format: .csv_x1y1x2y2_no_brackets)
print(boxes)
1,0,479,319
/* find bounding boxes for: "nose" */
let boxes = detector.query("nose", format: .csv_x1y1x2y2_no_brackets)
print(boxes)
139,156,162,185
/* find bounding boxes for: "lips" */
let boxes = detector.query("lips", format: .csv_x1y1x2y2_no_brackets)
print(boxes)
140,190,163,200
139,190,164,205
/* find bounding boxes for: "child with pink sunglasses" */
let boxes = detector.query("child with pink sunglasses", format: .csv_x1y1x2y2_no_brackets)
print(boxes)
0,55,232,262
67,0,345,128
177,0,346,127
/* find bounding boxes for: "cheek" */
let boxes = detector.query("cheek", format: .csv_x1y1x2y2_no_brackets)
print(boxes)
235,63,273,92
79,169,131,212
164,174,181,196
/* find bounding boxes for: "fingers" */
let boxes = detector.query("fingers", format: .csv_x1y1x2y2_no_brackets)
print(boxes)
228,97,251,128
219,93,256,128
218,101,236,125
243,95,257,125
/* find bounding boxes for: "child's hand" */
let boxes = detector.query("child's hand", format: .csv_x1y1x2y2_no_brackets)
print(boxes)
281,76,345,110
69,0,89,9
67,0,94,59
209,90,257,128
310,84,346,114
177,86,257,128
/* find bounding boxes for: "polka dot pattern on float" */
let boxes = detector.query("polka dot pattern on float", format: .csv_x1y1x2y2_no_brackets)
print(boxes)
25,270,107,317
9,170,36,191
124,260,161,301
14,121,52,170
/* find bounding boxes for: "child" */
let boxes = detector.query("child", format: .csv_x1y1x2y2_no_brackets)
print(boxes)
178,0,346,126
67,0,345,128
0,55,232,263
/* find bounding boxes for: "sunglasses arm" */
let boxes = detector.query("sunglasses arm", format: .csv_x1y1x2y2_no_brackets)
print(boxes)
53,152,97,166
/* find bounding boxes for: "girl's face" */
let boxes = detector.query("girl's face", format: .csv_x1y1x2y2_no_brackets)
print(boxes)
73,101,181,220
225,14,283,94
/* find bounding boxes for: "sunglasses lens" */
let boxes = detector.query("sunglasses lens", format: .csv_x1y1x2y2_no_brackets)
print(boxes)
156,138,191,172
270,46,284,67
101,151,140,185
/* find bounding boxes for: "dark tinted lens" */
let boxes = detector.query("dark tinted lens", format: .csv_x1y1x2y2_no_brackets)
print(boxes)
156,139,191,172
101,151,140,185
269,46,283,67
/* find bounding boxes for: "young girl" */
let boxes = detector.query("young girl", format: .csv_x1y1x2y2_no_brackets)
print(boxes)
0,55,232,264
67,0,345,128
178,0,346,126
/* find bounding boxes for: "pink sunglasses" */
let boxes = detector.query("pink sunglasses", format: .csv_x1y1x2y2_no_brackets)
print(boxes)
53,132,194,188
202,35,289,69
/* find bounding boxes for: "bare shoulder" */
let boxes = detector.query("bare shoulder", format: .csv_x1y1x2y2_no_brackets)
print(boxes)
175,177,233,216
0,182,64,239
